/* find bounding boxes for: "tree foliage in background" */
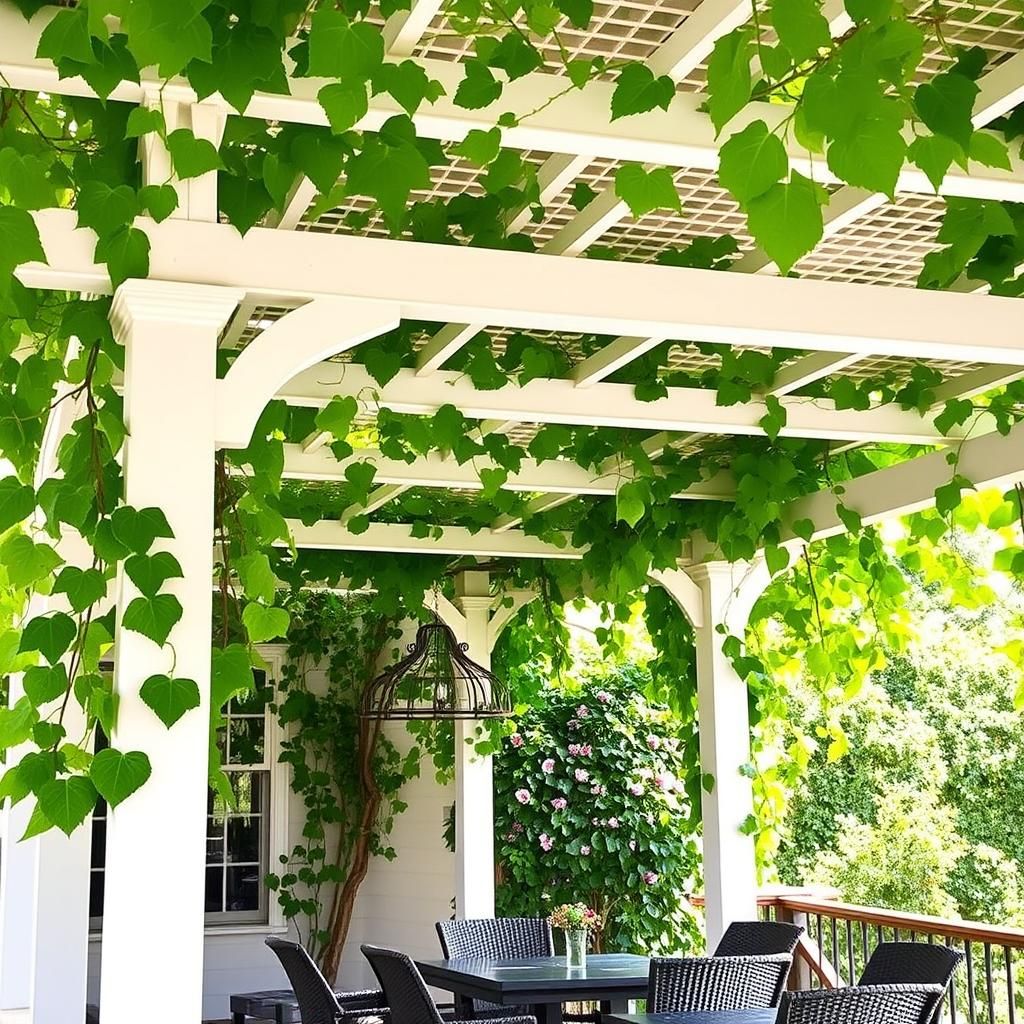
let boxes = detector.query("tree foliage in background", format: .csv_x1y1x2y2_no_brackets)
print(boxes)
493,668,703,954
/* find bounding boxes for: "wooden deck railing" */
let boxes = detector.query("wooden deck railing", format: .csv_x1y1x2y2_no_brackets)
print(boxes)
755,887,1024,1024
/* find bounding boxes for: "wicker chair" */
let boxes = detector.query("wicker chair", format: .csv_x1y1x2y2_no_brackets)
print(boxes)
435,918,598,1023
713,921,804,957
647,954,793,1012
362,945,536,1024
266,937,388,1024
858,941,964,988
775,984,946,1024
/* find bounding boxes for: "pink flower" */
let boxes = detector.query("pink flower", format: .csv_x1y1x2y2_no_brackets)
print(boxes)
541,758,556,774
568,743,581,756
647,735,661,750
595,690,612,703
567,718,580,731
579,744,592,756
628,782,644,796
515,789,531,804
574,768,590,782
607,816,620,828
590,783,607,795
539,833,554,851
577,705,590,718
512,822,524,833
642,871,658,884
580,845,591,856
654,774,668,790
510,734,524,748
551,797,567,810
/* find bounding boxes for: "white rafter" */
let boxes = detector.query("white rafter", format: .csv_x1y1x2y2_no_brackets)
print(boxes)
382,0,445,56
26,211,1024,365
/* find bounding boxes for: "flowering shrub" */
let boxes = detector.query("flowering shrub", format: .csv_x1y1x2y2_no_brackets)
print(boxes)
495,671,702,954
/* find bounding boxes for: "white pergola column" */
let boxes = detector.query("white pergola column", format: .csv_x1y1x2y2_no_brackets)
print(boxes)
100,281,238,1024
453,571,496,918
656,560,770,949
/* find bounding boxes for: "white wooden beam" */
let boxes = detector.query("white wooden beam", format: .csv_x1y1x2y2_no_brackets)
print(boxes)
491,492,577,532
279,364,985,445
4,9,1024,202
769,351,868,396
383,0,444,56
264,174,319,230
26,211,1024,365
285,519,582,558
339,483,411,522
416,323,483,375
507,154,592,234
278,443,737,498
572,336,666,387
646,0,754,81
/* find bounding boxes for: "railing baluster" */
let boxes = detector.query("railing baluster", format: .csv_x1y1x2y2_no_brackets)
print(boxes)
1005,946,1015,1024
816,914,823,990
846,918,855,982
860,921,870,980
984,944,996,1024
947,940,958,1024
966,941,977,1024
830,916,840,983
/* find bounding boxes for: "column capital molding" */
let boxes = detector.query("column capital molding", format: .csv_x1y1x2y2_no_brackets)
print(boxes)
685,559,754,586
110,280,244,338
456,595,495,613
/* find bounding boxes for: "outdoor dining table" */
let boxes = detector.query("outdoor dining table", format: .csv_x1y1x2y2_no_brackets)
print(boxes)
607,1012,777,1024
415,953,651,1024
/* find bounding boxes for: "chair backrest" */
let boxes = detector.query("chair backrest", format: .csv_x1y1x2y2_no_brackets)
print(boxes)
648,954,794,1012
776,984,946,1024
362,945,445,1024
435,918,554,959
858,942,964,989
713,921,804,957
266,936,344,1024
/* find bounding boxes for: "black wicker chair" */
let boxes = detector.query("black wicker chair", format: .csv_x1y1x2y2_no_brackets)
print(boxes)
775,984,946,1024
647,954,794,1012
713,921,804,957
266,936,388,1024
858,941,964,988
362,945,536,1024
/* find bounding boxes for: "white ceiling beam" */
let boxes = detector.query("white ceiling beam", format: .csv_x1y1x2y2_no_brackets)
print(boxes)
382,0,444,56
285,519,582,558
572,336,667,387
280,363,981,444
5,9,1023,202
769,351,869,396
415,323,483,375
492,492,577,533
646,0,755,81
28,211,1024,365
339,483,411,522
931,365,1024,403
265,174,319,230
278,443,737,498
507,153,592,234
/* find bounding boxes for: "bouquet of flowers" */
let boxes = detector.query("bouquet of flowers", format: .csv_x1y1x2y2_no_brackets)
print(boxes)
548,902,601,932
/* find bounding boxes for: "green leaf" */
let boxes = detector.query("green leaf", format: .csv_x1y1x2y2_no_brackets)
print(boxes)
53,566,108,614
826,114,906,199
242,603,291,643
745,172,824,275
122,0,212,78
140,673,201,727
318,81,369,134
792,517,815,542
90,748,151,807
94,226,150,289
37,776,97,836
124,551,183,598
36,7,94,65
0,207,47,275
165,129,224,180
835,501,862,533
314,395,359,439
451,128,502,166
556,0,593,28
211,644,254,708
616,481,646,527
109,506,173,555
454,60,503,109
844,0,892,22
373,61,443,117
570,181,598,210
122,594,183,646
614,164,681,218
0,477,35,533
235,552,278,604
23,663,69,706
124,106,166,138
908,134,959,192
308,9,384,79
706,29,754,134
0,696,39,747
717,121,788,205
345,136,430,226
765,543,790,576
20,612,77,665
969,131,1012,171
0,534,62,589
610,64,675,120
138,184,179,223
76,181,138,237
0,149,60,210
759,394,787,441
914,72,978,151
771,0,831,61
21,801,55,840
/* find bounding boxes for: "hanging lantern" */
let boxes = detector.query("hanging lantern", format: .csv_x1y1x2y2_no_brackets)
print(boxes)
361,620,513,720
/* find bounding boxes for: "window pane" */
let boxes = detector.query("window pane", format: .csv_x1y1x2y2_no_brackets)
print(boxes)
228,716,265,765
230,772,262,815
89,871,104,919
225,865,261,912
227,815,261,863
231,671,271,713
91,820,105,868
205,866,224,913
207,817,226,863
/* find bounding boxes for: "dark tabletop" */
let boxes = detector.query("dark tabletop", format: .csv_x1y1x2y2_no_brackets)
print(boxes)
607,1012,777,1024
416,953,651,1004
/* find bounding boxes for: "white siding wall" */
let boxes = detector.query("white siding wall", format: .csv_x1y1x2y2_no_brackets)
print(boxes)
86,624,457,1021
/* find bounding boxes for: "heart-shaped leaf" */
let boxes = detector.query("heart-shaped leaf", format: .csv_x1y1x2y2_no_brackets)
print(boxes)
90,748,151,807
212,644,255,709
124,551,183,597
109,506,174,555
242,603,290,644
122,594,183,647
37,776,97,836
23,663,69,706
140,674,201,728
0,477,35,533
0,696,39,747
52,566,108,613
19,612,77,664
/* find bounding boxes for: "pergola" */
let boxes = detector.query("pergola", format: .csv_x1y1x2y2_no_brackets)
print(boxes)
2,1,1024,1022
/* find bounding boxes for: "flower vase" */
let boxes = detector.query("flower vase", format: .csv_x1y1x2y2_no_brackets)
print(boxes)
564,928,588,970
